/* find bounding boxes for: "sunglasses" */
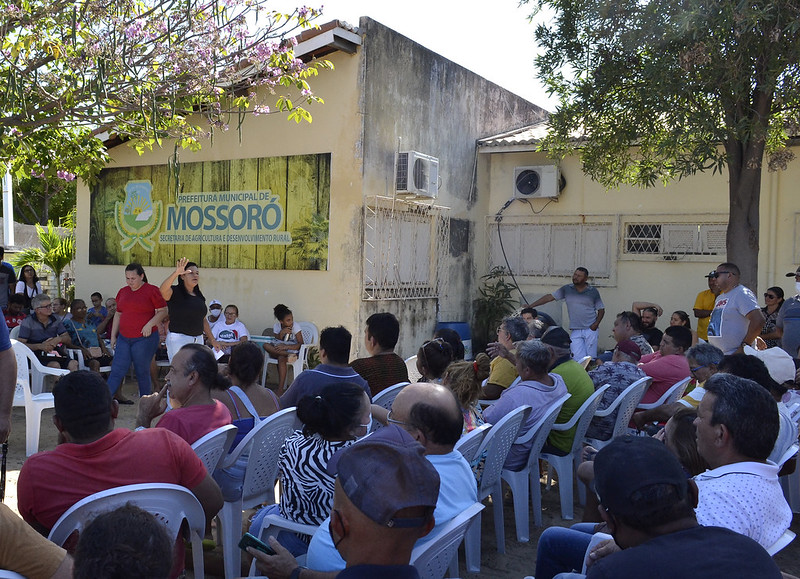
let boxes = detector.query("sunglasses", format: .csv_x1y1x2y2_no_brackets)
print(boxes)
764,293,777,299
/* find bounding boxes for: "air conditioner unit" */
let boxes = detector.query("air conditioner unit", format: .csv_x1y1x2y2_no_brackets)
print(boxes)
513,165,560,199
396,151,439,198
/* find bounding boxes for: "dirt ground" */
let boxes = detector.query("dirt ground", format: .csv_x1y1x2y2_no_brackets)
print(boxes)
5,377,800,578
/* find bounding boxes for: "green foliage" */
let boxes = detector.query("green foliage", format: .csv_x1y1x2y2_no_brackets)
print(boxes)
527,0,800,187
525,0,800,287
288,211,329,270
472,266,519,354
11,217,75,297
0,0,333,182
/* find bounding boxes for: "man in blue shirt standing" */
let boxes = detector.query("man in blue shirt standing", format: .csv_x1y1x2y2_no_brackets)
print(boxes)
526,267,605,360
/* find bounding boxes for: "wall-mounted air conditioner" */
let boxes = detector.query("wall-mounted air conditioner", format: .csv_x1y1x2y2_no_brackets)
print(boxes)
396,151,439,198
513,165,560,199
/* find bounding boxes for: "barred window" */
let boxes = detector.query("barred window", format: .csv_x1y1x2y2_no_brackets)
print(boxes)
363,197,449,300
624,222,727,257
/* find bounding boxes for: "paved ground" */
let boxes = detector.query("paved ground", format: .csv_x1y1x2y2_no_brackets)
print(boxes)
5,377,800,577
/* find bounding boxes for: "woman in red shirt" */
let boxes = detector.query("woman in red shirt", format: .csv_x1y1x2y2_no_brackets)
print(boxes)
107,263,167,398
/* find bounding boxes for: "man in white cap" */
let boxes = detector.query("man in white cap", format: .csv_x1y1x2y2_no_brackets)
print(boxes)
776,266,800,358
207,299,223,326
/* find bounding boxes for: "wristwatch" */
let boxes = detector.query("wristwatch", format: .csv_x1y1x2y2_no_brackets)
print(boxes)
289,566,307,579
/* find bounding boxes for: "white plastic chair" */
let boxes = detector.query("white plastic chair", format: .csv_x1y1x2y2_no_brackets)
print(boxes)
454,423,491,464
47,483,206,578
371,381,410,409
478,375,521,407
404,354,422,383
191,424,238,474
0,571,26,578
577,377,651,505
585,377,652,450
66,348,112,373
217,407,298,579
11,339,69,395
501,392,571,540
11,340,68,456
578,355,592,369
767,528,796,556
8,326,20,340
370,382,411,433
410,502,484,579
260,322,319,388
636,376,691,412
540,385,610,520
463,405,531,572
250,513,319,572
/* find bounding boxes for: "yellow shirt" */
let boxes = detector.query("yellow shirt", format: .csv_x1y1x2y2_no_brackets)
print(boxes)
694,289,716,340
488,350,518,389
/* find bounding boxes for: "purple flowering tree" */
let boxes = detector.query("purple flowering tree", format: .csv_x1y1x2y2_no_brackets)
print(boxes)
1,0,330,222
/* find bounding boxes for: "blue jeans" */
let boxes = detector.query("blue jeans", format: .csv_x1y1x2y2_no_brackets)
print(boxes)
107,332,159,396
534,523,596,579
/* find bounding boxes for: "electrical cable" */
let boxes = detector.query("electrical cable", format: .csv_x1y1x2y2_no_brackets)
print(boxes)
492,195,557,306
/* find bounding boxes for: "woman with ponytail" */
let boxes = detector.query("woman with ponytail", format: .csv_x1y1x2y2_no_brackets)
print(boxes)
444,353,491,434
248,382,371,555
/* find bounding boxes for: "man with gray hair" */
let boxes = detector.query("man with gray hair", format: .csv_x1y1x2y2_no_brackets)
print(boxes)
694,373,792,549
483,340,568,470
632,342,723,428
17,293,78,371
482,315,529,400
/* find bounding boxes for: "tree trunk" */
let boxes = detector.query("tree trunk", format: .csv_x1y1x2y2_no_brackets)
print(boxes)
725,141,763,293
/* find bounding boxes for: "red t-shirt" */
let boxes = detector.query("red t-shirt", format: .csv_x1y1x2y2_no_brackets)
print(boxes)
115,283,167,339
639,352,691,405
156,400,233,445
4,312,26,329
17,428,207,531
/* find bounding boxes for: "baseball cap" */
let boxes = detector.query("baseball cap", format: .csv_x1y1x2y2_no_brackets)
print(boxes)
209,299,222,310
594,436,688,517
785,267,800,277
539,326,572,350
614,339,642,362
331,425,440,528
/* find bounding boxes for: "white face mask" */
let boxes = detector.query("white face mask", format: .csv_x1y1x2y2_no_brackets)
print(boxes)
209,309,221,318
795,281,800,294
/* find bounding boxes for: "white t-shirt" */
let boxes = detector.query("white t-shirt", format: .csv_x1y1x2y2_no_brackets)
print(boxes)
273,321,302,345
213,319,250,355
707,285,759,354
15,281,42,297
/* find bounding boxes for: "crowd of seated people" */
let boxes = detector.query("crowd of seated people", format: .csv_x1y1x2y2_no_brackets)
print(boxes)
5,257,800,579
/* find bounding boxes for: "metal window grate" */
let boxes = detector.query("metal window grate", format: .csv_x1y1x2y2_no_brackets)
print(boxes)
363,196,450,300
623,221,727,256
625,223,662,254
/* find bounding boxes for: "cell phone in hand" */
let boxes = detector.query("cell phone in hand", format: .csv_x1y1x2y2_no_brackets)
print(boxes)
238,532,276,556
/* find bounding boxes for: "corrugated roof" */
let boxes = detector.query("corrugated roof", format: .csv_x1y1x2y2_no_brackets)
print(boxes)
478,121,552,147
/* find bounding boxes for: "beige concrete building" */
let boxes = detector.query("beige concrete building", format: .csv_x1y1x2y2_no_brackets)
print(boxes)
75,18,545,360
477,122,800,353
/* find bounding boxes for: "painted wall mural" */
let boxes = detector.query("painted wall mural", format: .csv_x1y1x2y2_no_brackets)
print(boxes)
90,154,331,270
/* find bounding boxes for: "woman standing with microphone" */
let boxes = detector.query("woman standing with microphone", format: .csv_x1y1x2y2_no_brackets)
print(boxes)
159,257,219,361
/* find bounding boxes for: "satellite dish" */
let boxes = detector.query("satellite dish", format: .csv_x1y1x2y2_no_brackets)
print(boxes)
515,169,541,196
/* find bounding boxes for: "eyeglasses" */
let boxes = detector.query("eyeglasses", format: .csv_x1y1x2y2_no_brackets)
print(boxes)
496,326,507,335
690,364,707,374
764,293,777,299
713,271,731,278
37,304,53,310
386,410,407,427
